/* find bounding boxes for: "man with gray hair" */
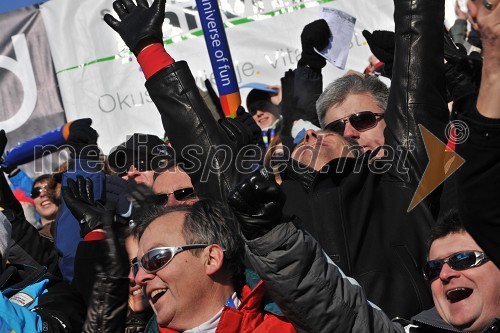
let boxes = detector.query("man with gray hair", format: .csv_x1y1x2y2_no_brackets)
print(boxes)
316,74,389,152
131,200,296,332
277,0,450,320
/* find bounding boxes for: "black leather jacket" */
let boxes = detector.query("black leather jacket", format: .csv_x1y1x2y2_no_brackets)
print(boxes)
145,63,243,202
143,0,447,319
280,0,449,319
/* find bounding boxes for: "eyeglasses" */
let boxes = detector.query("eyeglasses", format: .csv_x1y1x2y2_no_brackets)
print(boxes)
132,244,208,276
31,184,48,199
154,187,196,205
324,111,384,135
423,251,490,281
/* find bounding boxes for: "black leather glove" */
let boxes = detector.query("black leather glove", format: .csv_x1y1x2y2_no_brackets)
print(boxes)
0,130,6,158
101,208,130,277
219,106,261,146
105,175,134,225
62,176,104,238
235,106,261,145
0,130,17,174
444,30,468,66
298,19,331,71
444,62,475,103
67,118,99,159
127,181,157,210
104,0,166,55
105,176,131,214
362,30,394,78
443,31,482,99
228,168,286,240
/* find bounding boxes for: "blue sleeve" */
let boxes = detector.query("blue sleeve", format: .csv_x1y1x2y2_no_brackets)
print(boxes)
0,293,43,333
54,159,106,282
8,169,34,197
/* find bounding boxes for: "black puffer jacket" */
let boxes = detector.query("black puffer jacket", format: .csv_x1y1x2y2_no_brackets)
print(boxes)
278,0,449,320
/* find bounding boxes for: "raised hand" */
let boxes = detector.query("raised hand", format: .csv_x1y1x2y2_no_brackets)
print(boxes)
104,0,166,55
62,176,104,238
228,168,286,240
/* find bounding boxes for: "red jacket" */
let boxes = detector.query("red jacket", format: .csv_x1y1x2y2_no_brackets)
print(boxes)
151,281,296,333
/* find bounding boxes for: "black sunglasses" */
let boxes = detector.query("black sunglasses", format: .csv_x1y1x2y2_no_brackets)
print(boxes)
31,185,48,199
325,111,384,135
132,244,208,276
154,187,195,205
423,251,489,281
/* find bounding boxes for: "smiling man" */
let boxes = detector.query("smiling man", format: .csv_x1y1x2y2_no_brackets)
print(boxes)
229,172,500,332
422,213,500,332
132,200,296,333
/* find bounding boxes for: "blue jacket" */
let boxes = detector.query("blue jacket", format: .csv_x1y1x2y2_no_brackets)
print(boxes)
0,263,85,332
54,159,105,282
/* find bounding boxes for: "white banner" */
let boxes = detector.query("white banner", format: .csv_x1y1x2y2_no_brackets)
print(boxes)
40,0,395,154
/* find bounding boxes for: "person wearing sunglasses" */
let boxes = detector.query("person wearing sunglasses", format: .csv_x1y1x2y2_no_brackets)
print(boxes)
151,165,197,207
131,200,296,333
109,133,175,188
31,174,60,231
230,170,500,333
423,215,499,332
316,74,388,154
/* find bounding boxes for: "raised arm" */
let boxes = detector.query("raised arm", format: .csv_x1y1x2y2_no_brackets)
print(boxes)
228,170,405,333
455,0,500,267
384,0,449,188
104,0,254,202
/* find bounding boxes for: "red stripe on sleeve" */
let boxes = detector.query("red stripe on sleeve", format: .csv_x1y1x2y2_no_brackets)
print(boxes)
137,43,175,80
84,230,107,241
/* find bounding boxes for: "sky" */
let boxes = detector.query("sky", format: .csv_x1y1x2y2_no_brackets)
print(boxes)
0,0,47,14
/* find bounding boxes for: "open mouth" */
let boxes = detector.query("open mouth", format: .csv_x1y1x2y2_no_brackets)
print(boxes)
41,201,52,208
446,288,473,303
131,288,143,296
150,288,167,304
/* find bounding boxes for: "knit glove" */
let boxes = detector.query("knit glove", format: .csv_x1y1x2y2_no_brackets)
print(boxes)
362,30,395,78
298,19,331,71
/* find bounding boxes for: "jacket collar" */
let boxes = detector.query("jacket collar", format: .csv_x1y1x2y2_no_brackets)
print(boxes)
0,263,47,296
150,281,279,333
411,307,462,332
281,155,368,193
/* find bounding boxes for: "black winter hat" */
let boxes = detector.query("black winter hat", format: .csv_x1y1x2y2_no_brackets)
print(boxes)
108,133,175,175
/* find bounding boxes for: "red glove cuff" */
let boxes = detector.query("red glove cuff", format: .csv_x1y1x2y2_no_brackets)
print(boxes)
137,43,175,80
84,230,107,241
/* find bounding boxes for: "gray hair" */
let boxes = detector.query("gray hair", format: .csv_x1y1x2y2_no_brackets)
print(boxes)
316,75,389,128
132,200,246,295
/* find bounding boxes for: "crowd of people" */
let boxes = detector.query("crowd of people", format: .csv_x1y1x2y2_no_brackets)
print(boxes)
0,0,498,331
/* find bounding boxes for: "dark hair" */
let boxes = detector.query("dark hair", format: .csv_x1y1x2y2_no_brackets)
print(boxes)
132,200,246,295
32,174,61,205
32,174,52,189
427,209,465,253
